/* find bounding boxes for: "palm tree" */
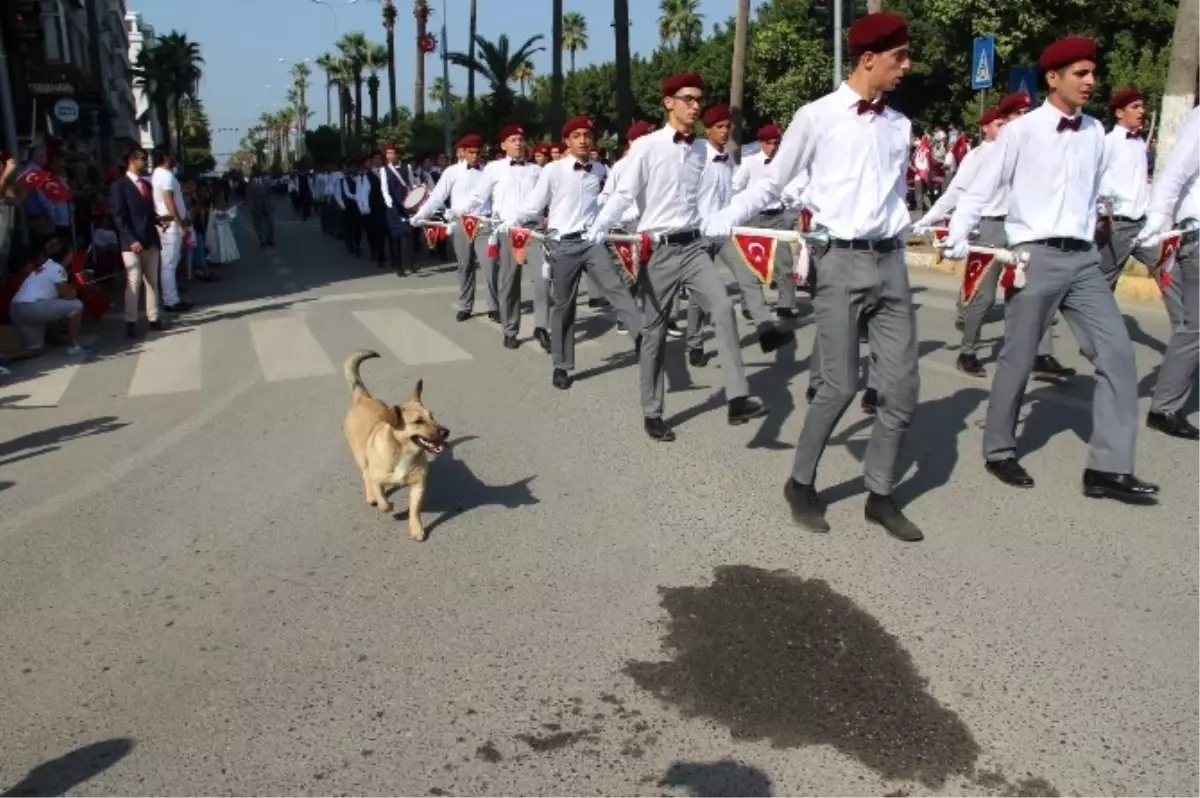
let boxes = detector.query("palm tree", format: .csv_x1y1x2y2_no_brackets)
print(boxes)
381,0,399,122
467,0,478,112
513,61,534,97
429,76,457,107
562,12,588,74
657,0,703,50
132,30,205,157
291,61,311,158
414,0,431,118
447,33,546,121
316,52,338,127
550,0,563,136
614,0,632,143
337,31,369,140
365,42,388,134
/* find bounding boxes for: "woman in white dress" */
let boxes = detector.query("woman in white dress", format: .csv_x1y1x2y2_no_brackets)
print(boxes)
206,190,241,264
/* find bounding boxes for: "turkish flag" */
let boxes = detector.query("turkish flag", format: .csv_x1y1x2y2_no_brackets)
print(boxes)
41,176,74,202
730,231,779,285
509,227,532,265
486,241,499,260
637,233,653,266
461,214,481,242
800,207,813,233
422,224,446,250
960,250,996,303
17,167,51,192
609,240,639,283
1153,232,1182,289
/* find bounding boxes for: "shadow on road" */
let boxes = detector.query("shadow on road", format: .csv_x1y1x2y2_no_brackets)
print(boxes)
393,435,539,537
1,737,135,797
659,760,773,797
0,415,128,469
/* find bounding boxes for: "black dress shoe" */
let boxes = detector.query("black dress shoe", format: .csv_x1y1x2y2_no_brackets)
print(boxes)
865,493,924,542
149,319,166,332
956,352,987,378
775,307,799,320
588,298,610,310
455,311,471,322
534,327,551,353
165,301,193,313
805,386,817,403
487,311,501,323
783,479,830,533
954,318,965,332
1082,469,1160,503
1032,354,1076,381
503,334,520,349
861,387,878,415
634,334,642,358
759,326,795,353
126,321,139,339
1147,411,1200,440
665,321,683,339
552,368,572,390
741,307,753,321
688,347,705,368
644,417,676,442
985,457,1035,487
728,395,768,425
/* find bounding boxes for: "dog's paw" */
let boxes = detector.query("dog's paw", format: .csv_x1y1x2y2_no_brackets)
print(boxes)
409,526,427,542
378,501,394,514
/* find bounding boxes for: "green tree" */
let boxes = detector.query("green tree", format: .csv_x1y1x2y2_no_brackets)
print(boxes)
447,33,547,123
658,0,703,50
562,12,588,73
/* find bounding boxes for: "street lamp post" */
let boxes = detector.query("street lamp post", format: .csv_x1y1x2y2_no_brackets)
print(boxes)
441,0,451,157
310,0,339,34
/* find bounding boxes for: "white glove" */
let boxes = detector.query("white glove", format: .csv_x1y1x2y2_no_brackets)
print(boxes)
942,239,969,260
701,210,733,239
912,216,934,235
586,226,607,245
1136,212,1170,245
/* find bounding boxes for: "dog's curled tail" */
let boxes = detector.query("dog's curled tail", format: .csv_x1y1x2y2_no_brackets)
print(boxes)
343,349,380,393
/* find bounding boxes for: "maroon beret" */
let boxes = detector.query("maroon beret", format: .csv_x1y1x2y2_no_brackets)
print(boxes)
1108,88,1143,111
847,12,909,58
702,105,731,127
534,143,551,156
383,140,400,152
455,133,483,150
627,120,653,142
561,115,595,138
998,91,1032,117
979,107,1001,127
756,124,782,143
662,72,704,98
1038,36,1098,73
498,123,526,142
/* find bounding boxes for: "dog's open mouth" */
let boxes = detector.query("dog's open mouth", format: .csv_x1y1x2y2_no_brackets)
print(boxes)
415,436,448,454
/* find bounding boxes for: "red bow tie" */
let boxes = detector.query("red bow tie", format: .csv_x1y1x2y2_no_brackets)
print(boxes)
713,153,729,163
510,159,526,166
1057,116,1082,133
573,161,592,172
467,163,482,170
673,131,696,145
1126,130,1141,140
856,98,886,116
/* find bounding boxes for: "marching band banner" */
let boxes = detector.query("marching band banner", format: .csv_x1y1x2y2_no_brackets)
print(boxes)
608,233,653,284
422,224,447,250
509,227,533,265
960,250,996,304
1152,232,1183,290
730,231,779,285
461,214,482,243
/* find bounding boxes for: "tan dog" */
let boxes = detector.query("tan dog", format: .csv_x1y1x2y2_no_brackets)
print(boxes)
342,349,450,541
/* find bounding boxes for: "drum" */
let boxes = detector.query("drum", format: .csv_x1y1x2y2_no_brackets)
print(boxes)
402,185,428,213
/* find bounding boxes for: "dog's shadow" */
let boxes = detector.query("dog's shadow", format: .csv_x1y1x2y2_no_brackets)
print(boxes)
389,435,538,538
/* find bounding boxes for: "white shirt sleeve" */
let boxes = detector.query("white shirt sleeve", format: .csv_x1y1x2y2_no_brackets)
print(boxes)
947,126,1017,246
1149,109,1200,222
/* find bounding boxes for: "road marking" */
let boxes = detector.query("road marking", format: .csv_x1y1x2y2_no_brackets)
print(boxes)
449,303,602,349
249,316,336,381
314,285,459,303
127,330,202,397
0,360,81,408
353,308,473,366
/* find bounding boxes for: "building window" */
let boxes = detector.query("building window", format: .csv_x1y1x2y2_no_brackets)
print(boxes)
39,0,69,63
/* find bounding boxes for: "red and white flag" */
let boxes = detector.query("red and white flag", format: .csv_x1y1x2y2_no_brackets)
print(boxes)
610,239,639,283
960,250,996,303
423,224,447,250
730,231,779,285
460,214,481,243
1152,231,1183,290
509,227,533,265
41,176,74,203
16,167,50,192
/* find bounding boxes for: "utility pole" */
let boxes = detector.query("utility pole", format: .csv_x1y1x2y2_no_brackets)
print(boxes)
1155,0,1199,174
613,0,632,145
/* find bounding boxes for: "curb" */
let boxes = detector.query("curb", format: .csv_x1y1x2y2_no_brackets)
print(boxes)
904,249,1163,306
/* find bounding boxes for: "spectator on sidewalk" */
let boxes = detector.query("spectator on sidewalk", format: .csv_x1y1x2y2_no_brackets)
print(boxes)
108,146,165,339
150,148,193,313
8,239,89,356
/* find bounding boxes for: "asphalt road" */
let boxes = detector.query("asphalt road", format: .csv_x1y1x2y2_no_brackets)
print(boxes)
2,202,1197,797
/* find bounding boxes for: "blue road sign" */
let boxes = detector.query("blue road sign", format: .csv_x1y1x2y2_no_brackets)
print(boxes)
1009,66,1037,102
971,36,995,91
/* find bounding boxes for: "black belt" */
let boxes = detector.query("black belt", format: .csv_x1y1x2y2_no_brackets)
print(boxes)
1028,237,1093,252
981,215,1005,222
829,237,902,253
660,230,702,246
1114,215,1144,224
760,208,784,217
559,231,584,241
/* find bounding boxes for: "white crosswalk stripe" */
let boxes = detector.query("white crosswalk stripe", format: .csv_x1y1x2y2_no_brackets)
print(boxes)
0,359,81,407
250,316,336,381
354,308,473,366
451,303,602,349
127,329,203,397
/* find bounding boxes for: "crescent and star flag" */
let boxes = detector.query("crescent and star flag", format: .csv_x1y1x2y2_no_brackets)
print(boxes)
731,231,779,285
960,250,996,304
509,227,532,265
1151,232,1183,290
422,225,447,250
41,176,73,202
460,214,481,243
17,167,51,192
799,208,813,233
610,239,639,283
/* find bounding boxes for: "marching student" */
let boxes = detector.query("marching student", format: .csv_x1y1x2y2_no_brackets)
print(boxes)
944,36,1158,503
589,72,767,442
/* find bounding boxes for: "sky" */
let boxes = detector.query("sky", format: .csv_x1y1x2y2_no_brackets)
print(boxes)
129,0,757,164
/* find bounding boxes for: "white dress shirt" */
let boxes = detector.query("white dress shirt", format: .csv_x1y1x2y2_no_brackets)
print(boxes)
589,125,707,236
698,142,735,218
718,83,912,240
1148,105,1199,226
410,160,485,223
732,151,783,211
354,173,371,215
1100,126,1151,219
919,141,1009,224
467,157,542,224
516,156,605,240
780,171,812,210
598,149,642,227
949,101,1106,248
151,166,187,221
333,172,357,210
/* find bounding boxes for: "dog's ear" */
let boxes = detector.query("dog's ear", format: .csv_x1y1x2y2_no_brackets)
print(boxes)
409,379,424,404
391,405,406,428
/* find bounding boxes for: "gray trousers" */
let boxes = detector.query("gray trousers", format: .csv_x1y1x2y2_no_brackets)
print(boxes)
250,197,274,245
639,240,749,418
584,268,606,305
1098,217,1159,290
451,226,495,313
985,243,1138,473
753,210,798,310
548,239,642,371
960,218,1053,357
793,247,918,495
528,242,550,331
685,238,776,350
497,238,525,337
1150,235,1198,415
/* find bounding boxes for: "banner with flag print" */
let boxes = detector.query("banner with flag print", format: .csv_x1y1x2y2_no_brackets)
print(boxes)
422,224,447,250
730,231,779,285
509,227,533,265
1152,231,1183,290
460,214,482,243
41,176,74,203
960,250,996,303
610,239,639,284
16,167,51,192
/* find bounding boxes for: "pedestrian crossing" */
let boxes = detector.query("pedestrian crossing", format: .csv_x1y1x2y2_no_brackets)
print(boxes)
0,297,624,409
